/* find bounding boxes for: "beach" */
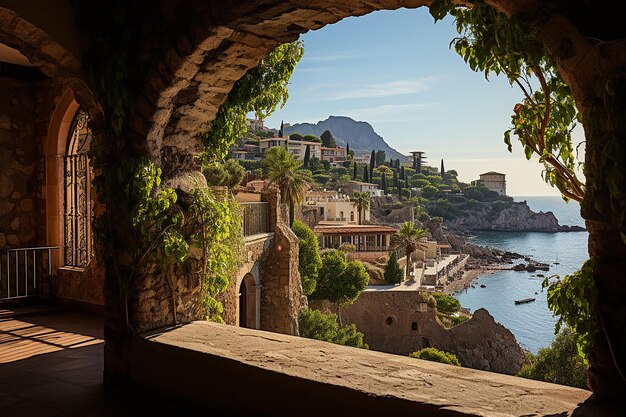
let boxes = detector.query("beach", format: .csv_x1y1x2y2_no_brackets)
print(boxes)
444,266,498,295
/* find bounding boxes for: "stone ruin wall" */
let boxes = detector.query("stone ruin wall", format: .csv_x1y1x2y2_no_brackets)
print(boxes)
339,291,525,375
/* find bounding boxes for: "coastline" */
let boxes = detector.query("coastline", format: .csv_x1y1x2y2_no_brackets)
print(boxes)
444,265,499,295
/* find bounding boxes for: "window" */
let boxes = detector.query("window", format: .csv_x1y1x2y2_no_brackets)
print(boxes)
63,109,93,268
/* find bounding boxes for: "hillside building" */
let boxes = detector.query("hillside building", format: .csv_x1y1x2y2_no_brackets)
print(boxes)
259,137,322,161
342,181,384,197
473,172,507,196
320,146,347,164
305,191,369,223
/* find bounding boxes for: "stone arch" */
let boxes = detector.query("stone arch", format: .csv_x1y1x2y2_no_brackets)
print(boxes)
0,6,81,77
238,271,260,329
90,0,625,397
128,0,625,167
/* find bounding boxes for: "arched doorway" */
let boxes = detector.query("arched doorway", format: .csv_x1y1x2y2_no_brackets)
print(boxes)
238,273,259,329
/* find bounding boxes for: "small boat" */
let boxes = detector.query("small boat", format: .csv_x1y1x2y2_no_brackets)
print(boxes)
515,298,536,305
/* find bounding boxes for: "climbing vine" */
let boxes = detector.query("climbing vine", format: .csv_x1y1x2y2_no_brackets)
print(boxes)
430,0,584,202
203,40,304,162
543,259,598,362
73,0,302,330
428,0,610,363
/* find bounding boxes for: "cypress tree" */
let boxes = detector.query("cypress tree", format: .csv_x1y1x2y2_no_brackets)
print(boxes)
303,144,311,168
393,169,398,188
381,172,387,193
364,166,369,183
441,159,445,178
384,252,404,284
353,162,357,180
400,166,405,181
397,180,402,200
346,142,350,153
279,120,284,137
370,149,375,178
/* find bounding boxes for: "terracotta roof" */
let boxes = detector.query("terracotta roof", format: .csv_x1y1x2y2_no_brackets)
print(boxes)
314,224,398,235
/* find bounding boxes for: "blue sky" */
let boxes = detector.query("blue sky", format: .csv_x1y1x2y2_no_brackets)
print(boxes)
264,8,584,196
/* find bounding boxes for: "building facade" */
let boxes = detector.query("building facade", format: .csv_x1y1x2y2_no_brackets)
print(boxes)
304,191,370,223
259,137,322,161
473,171,507,196
342,181,384,197
320,146,347,164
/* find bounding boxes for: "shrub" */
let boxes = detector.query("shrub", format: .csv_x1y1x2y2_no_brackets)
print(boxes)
432,293,461,314
312,174,331,185
298,308,368,349
450,315,469,326
362,262,384,282
410,348,461,366
517,328,587,388
338,243,356,253
384,252,403,284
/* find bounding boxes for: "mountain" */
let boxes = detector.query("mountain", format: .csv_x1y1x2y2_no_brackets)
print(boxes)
284,116,407,161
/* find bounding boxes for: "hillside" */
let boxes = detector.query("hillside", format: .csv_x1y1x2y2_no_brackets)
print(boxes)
284,116,407,161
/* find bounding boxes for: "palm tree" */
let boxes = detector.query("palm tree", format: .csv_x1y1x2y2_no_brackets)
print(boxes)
394,222,427,281
351,191,370,225
261,146,311,226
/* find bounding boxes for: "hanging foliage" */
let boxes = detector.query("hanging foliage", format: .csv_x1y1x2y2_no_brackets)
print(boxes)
204,41,304,162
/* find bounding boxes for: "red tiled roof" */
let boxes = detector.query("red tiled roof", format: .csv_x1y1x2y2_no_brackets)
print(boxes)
314,225,398,235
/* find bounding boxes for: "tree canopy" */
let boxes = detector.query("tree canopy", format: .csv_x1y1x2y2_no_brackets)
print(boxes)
320,130,337,148
204,41,304,161
518,327,587,388
430,0,583,201
261,146,311,226
311,250,369,306
292,221,322,296
299,308,368,348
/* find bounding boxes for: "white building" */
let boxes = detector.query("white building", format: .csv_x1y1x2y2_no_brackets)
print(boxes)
353,153,371,164
473,171,507,196
305,191,370,223
343,181,384,198
259,137,321,161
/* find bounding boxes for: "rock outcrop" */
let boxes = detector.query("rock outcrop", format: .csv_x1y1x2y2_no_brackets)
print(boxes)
444,201,585,232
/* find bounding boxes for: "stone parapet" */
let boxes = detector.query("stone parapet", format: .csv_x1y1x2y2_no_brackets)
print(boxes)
131,321,606,417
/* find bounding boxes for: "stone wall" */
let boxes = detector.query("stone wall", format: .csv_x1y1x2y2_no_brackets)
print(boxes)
218,233,273,326
0,77,38,250
258,189,305,335
339,290,525,375
54,261,105,308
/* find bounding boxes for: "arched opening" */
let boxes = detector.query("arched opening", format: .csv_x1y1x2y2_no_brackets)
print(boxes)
238,273,259,329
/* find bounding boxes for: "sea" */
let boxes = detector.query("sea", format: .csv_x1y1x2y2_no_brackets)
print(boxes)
454,196,588,354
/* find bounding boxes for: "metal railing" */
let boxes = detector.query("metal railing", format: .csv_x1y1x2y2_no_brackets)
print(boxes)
0,246,59,301
241,202,270,237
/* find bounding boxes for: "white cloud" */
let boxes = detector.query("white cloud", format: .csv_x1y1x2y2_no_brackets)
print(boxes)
327,77,438,101
302,52,369,62
343,103,431,122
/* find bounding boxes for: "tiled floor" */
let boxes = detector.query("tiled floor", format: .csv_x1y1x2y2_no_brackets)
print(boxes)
0,310,196,417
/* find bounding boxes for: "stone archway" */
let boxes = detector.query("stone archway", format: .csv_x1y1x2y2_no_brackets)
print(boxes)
238,273,259,329
122,1,626,398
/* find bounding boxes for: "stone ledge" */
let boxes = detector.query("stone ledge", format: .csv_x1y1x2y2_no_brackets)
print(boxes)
243,232,274,245
131,321,618,417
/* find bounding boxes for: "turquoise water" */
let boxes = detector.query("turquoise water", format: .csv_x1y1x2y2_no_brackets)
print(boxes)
455,196,588,354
